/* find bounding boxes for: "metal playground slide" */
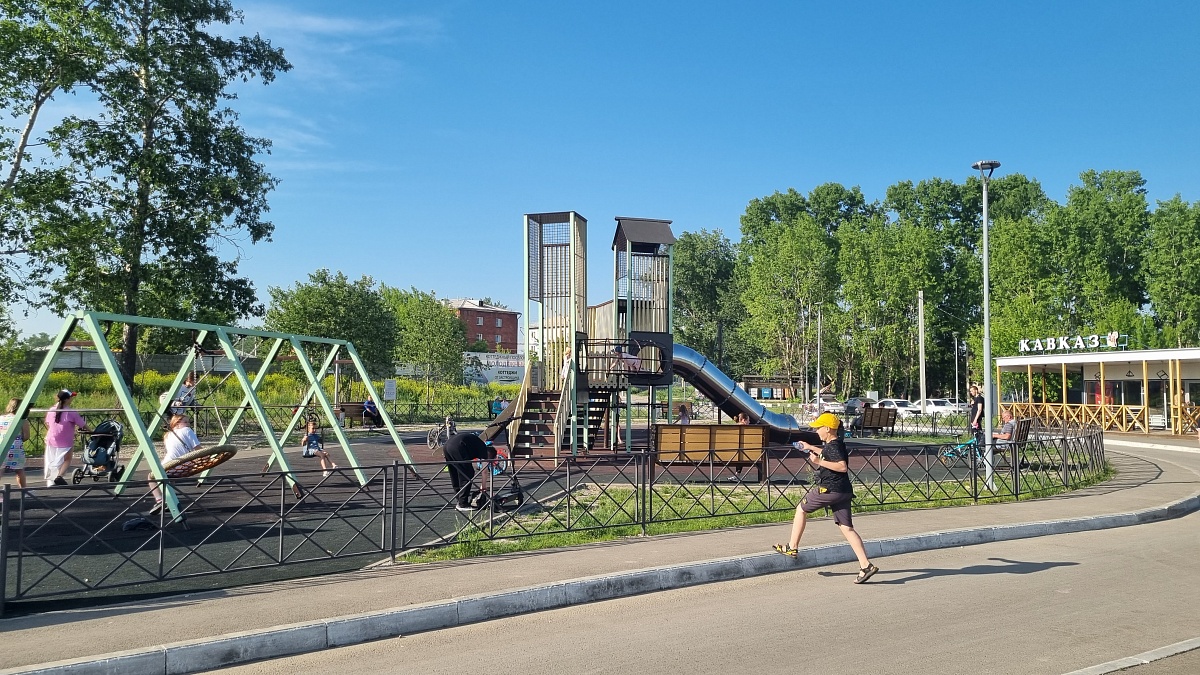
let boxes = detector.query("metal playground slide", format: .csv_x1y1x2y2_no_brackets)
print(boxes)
672,343,820,445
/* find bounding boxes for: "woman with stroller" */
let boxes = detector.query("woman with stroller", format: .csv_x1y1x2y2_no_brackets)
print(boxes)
148,413,201,513
1,398,30,489
44,390,90,486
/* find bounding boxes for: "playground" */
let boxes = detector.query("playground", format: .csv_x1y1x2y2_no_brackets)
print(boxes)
0,212,1109,616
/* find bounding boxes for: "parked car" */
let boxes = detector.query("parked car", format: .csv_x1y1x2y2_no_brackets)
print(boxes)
811,394,846,414
876,398,919,418
944,398,970,413
911,398,956,415
844,397,878,415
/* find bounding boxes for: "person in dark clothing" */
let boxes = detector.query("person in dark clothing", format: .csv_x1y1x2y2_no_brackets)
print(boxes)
772,413,879,584
362,398,384,428
968,385,985,445
442,432,497,512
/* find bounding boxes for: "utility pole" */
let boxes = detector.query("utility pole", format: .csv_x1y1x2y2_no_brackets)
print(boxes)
953,331,960,409
815,304,822,398
918,291,926,413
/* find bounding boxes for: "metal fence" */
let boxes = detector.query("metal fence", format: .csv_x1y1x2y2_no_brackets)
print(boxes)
1,422,1106,613
16,400,500,457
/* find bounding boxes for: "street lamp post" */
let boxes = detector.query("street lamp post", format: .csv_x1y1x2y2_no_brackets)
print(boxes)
973,159,1000,489
953,331,960,413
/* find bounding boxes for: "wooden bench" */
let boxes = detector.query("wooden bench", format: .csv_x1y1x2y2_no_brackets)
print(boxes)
338,402,367,428
991,417,1033,468
852,407,897,437
654,424,770,482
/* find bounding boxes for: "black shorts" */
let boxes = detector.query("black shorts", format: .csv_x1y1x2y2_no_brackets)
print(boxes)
801,488,854,527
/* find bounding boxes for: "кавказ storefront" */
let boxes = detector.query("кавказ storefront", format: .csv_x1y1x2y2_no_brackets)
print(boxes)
995,330,1200,434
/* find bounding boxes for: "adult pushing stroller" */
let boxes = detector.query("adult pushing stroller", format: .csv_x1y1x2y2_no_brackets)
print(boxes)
73,420,125,484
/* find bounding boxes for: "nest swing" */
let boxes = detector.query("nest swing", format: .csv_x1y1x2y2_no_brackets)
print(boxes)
162,444,238,479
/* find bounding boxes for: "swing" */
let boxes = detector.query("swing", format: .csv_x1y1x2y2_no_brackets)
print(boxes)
162,443,239,479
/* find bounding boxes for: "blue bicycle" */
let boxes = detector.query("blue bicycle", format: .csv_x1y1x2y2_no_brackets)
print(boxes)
939,434,987,468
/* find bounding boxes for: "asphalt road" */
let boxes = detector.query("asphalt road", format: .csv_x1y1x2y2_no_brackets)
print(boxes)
211,510,1200,675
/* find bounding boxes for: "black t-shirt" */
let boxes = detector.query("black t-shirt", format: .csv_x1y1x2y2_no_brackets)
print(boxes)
969,395,985,427
442,432,493,462
815,436,854,494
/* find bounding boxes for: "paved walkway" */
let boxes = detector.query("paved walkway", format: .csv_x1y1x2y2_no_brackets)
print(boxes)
1,434,1198,674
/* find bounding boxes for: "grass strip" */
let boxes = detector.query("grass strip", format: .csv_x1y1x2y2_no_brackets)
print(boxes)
397,463,1114,563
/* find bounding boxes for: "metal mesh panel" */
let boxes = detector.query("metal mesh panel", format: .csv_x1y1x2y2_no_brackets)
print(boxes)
527,218,541,301
616,251,670,333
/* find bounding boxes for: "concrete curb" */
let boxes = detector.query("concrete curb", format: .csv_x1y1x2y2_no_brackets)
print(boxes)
5,491,1199,675
1062,635,1200,675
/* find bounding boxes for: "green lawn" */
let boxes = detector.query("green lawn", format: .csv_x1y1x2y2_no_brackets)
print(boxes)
397,462,1114,563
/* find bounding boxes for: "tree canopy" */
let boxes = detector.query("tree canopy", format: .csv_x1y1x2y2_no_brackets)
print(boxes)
1,0,289,381
381,286,466,394
265,270,397,377
672,171,1200,400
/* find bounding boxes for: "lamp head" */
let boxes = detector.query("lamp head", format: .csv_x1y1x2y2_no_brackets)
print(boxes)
972,160,1001,180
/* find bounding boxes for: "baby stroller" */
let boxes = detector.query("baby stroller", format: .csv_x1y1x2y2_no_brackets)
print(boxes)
73,420,126,484
470,443,524,510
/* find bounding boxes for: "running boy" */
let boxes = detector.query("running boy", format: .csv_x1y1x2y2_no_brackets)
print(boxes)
773,412,879,584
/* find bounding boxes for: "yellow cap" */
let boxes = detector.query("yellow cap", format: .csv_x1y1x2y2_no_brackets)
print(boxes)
810,412,841,429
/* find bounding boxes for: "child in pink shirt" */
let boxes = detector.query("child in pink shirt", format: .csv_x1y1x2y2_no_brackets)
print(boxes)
44,390,89,486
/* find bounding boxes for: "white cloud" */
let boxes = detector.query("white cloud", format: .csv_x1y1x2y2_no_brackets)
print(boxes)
238,4,443,44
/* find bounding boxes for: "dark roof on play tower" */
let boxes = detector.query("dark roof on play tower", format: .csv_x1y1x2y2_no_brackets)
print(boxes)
613,217,675,251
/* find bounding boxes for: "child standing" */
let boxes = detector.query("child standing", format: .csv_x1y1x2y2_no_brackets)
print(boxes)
2,398,30,489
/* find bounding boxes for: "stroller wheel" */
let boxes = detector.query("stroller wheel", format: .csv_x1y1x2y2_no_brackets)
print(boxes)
72,469,84,485
112,465,125,482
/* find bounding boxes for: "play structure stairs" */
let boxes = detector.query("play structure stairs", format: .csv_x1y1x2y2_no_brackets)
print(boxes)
513,391,558,457
512,388,613,457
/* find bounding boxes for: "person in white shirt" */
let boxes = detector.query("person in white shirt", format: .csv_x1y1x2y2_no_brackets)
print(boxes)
148,414,201,512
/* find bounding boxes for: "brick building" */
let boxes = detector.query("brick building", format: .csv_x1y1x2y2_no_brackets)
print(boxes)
443,299,520,353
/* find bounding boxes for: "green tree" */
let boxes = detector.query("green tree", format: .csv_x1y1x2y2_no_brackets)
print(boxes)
673,229,756,375
380,286,466,397
836,214,937,397
265,270,397,377
0,1,108,302
740,214,838,392
22,0,290,382
1047,170,1149,328
1145,196,1200,347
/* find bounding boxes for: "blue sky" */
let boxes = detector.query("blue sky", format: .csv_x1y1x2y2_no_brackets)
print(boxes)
16,1,1200,338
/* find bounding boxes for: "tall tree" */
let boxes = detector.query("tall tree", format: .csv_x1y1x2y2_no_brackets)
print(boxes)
672,229,756,375
380,286,467,396
740,214,838,391
0,1,107,302
265,270,397,377
1048,170,1149,328
1145,196,1200,347
25,0,290,382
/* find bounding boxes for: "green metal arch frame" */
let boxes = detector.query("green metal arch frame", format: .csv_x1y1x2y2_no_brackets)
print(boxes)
0,311,410,521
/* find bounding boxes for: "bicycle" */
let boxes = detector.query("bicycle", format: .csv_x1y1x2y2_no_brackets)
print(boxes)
939,433,987,468
940,432,1009,469
427,416,457,451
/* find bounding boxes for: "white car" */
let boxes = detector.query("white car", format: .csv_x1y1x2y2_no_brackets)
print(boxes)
876,398,919,418
812,394,846,414
911,398,956,415
943,398,969,413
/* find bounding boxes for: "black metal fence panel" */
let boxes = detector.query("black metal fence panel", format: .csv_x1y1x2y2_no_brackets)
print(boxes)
2,423,1106,612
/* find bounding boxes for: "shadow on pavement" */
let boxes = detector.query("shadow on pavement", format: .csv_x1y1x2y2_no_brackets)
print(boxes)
819,557,1079,585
